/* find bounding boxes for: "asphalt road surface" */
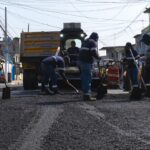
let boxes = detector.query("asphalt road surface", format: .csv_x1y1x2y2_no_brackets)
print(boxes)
0,88,150,150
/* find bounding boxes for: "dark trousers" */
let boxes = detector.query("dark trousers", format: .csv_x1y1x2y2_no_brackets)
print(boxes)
143,65,150,85
40,63,57,91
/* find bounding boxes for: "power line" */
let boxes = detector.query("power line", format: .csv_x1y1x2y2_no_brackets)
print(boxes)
0,1,147,22
2,8,62,29
0,0,149,46
0,16,15,38
76,0,145,4
0,0,143,22
107,4,149,40
111,2,129,19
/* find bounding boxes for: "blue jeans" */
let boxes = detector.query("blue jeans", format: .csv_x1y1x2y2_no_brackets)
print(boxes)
128,65,138,86
79,61,92,95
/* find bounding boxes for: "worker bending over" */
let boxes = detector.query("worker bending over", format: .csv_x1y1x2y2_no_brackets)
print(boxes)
40,55,69,94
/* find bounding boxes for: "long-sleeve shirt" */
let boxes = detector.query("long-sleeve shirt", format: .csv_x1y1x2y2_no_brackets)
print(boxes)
79,38,99,64
42,55,65,68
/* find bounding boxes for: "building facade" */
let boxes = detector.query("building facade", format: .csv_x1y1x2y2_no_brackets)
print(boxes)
100,46,125,61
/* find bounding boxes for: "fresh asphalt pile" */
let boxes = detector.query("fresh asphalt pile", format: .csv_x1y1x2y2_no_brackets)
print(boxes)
41,101,150,150
0,95,40,150
1,89,150,150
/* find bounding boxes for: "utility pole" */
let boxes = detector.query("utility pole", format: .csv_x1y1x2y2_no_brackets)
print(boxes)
28,23,29,32
4,7,8,82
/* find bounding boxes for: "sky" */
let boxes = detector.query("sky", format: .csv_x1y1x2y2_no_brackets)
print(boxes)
0,0,150,48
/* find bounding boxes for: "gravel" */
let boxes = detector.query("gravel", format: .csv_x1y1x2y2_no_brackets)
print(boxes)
39,90,150,150
0,96,39,150
1,89,150,150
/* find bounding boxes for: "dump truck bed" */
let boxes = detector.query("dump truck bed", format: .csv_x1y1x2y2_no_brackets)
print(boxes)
20,31,60,57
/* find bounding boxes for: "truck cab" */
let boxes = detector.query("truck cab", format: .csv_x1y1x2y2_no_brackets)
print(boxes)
58,23,100,83
58,23,86,80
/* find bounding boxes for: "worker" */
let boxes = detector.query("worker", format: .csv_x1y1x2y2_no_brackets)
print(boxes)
67,40,80,66
124,42,142,100
79,32,100,101
141,33,150,97
40,55,70,95
122,58,131,91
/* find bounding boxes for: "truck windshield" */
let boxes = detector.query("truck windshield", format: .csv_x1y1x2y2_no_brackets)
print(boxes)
65,39,82,50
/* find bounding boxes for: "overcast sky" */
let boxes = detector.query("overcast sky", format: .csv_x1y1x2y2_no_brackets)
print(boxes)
0,0,150,48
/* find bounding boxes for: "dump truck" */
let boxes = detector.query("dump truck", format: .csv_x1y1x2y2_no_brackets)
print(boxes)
20,23,99,90
20,31,60,89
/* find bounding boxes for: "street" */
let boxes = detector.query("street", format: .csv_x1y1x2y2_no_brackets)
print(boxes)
0,87,150,150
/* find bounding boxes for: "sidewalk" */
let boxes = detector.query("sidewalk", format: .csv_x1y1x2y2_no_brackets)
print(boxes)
0,80,23,89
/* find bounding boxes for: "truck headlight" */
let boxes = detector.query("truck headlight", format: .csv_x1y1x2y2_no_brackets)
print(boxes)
60,34,64,38
80,33,84,38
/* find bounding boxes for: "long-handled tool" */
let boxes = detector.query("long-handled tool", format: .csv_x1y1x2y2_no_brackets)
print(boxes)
96,59,107,99
59,71,79,94
66,80,79,94
2,80,11,99
129,48,146,90
127,48,147,100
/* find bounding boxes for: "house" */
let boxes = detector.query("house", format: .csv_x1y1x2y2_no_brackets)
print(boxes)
134,7,150,54
100,46,125,61
134,26,150,55
0,37,20,81
0,40,5,61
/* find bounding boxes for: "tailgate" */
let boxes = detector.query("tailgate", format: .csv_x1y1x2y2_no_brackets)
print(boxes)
21,31,60,56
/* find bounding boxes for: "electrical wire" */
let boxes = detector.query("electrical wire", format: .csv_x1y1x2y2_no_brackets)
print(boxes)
0,0,147,22
0,0,149,46
76,0,147,4
0,7,62,30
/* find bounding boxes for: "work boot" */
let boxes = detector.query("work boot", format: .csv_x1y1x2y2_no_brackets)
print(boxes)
145,86,150,97
96,83,107,100
130,87,142,100
50,86,59,94
83,95,96,101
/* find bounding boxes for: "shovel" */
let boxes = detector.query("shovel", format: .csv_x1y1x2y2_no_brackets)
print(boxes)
66,80,79,94
2,81,11,99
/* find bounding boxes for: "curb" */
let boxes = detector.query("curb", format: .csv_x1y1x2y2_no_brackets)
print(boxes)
0,81,23,91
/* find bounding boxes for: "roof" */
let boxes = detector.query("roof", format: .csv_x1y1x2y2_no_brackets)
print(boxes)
100,46,124,52
134,34,141,38
144,7,150,13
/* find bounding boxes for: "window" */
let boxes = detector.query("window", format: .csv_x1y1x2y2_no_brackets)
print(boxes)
65,39,82,50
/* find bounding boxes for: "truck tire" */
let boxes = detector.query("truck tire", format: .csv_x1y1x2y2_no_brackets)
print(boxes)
23,69,38,90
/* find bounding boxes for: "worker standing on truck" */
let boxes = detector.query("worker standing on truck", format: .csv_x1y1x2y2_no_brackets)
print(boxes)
40,55,69,94
79,32,100,101
124,42,142,100
67,41,80,66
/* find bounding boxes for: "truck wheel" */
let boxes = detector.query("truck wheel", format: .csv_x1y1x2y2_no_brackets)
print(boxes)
23,69,38,90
